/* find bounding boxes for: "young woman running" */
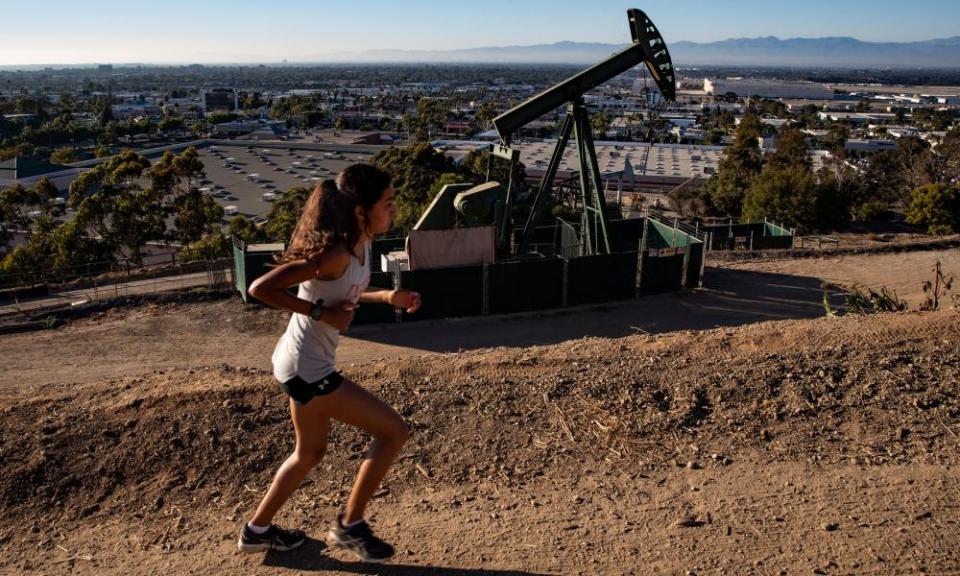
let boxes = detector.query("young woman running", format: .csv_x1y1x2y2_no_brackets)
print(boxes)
237,163,421,563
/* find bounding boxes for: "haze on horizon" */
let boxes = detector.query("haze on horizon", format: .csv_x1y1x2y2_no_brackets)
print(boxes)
3,0,959,66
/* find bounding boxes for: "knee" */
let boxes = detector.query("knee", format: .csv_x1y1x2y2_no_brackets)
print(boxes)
293,445,326,468
385,419,410,446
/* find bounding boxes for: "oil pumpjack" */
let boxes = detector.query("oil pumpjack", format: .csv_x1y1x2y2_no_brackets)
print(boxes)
408,8,677,266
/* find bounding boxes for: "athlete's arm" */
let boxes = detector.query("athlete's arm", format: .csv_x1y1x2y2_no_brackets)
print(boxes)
359,288,422,313
248,246,355,330
359,288,392,305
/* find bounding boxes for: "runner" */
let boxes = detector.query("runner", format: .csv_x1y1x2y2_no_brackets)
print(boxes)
237,163,421,563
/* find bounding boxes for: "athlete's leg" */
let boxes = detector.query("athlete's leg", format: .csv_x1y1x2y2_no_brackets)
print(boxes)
250,397,329,526
314,378,409,524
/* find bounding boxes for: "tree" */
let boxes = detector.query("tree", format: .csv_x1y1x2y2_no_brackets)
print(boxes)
0,244,43,285
474,102,497,132
228,215,262,244
742,165,819,232
48,218,113,271
414,98,446,142
174,189,223,244
591,111,612,139
178,232,231,262
766,126,810,172
427,172,466,201
265,187,311,242
68,149,165,264
158,115,185,134
149,146,205,200
936,127,960,185
49,147,77,165
32,177,62,218
459,148,526,191
97,98,113,127
893,137,937,205
705,128,724,145
906,183,960,235
821,123,850,153
206,111,239,125
372,143,457,231
0,184,33,235
743,125,848,232
702,112,762,216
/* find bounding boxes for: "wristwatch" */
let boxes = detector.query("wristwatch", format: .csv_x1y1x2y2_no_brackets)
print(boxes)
308,299,324,321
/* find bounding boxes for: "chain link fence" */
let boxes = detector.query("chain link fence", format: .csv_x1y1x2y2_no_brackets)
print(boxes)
0,258,234,317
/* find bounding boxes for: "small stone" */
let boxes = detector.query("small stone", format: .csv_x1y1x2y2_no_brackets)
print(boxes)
821,522,839,532
673,516,706,528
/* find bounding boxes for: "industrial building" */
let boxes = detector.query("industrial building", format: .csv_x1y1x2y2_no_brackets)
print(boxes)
704,78,834,100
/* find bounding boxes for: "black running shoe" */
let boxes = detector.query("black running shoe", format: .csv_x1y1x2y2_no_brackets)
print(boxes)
237,523,306,553
327,515,395,563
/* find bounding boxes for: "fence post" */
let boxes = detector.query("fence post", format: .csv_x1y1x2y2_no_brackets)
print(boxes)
562,259,569,307
391,267,403,323
482,261,489,315
699,236,707,288
635,218,649,298
680,238,690,290
749,231,754,251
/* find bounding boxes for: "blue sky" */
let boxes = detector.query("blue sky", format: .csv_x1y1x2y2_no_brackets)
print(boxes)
3,0,959,65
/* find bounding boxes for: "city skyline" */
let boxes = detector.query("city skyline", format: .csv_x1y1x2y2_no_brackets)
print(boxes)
2,0,960,66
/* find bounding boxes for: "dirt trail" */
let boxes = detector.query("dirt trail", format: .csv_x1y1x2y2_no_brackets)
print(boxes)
2,246,959,575
2,305,959,575
2,246,956,399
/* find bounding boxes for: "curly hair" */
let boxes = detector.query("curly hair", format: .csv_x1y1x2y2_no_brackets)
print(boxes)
279,163,391,263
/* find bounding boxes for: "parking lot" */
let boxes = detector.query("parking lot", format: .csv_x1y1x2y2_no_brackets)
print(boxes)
194,142,384,223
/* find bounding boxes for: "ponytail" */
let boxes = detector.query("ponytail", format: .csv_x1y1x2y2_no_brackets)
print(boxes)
279,164,391,263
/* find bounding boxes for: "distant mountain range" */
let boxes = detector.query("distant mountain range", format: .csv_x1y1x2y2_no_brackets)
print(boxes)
315,37,960,68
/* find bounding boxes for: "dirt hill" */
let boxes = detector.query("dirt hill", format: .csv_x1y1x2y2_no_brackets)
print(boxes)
2,301,958,575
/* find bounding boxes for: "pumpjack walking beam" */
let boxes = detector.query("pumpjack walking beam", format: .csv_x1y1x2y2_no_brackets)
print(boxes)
490,8,676,255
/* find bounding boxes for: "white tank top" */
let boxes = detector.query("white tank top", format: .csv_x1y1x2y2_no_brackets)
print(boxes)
271,242,371,383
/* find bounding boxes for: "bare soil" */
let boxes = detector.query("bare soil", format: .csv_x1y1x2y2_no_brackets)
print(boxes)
2,247,959,576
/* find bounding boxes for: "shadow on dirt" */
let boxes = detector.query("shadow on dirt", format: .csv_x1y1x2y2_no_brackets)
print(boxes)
343,267,842,353
262,536,553,575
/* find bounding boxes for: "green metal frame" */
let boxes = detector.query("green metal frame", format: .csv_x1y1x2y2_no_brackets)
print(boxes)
489,8,676,256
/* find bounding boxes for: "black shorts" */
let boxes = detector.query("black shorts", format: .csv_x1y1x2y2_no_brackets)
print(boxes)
279,371,345,405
